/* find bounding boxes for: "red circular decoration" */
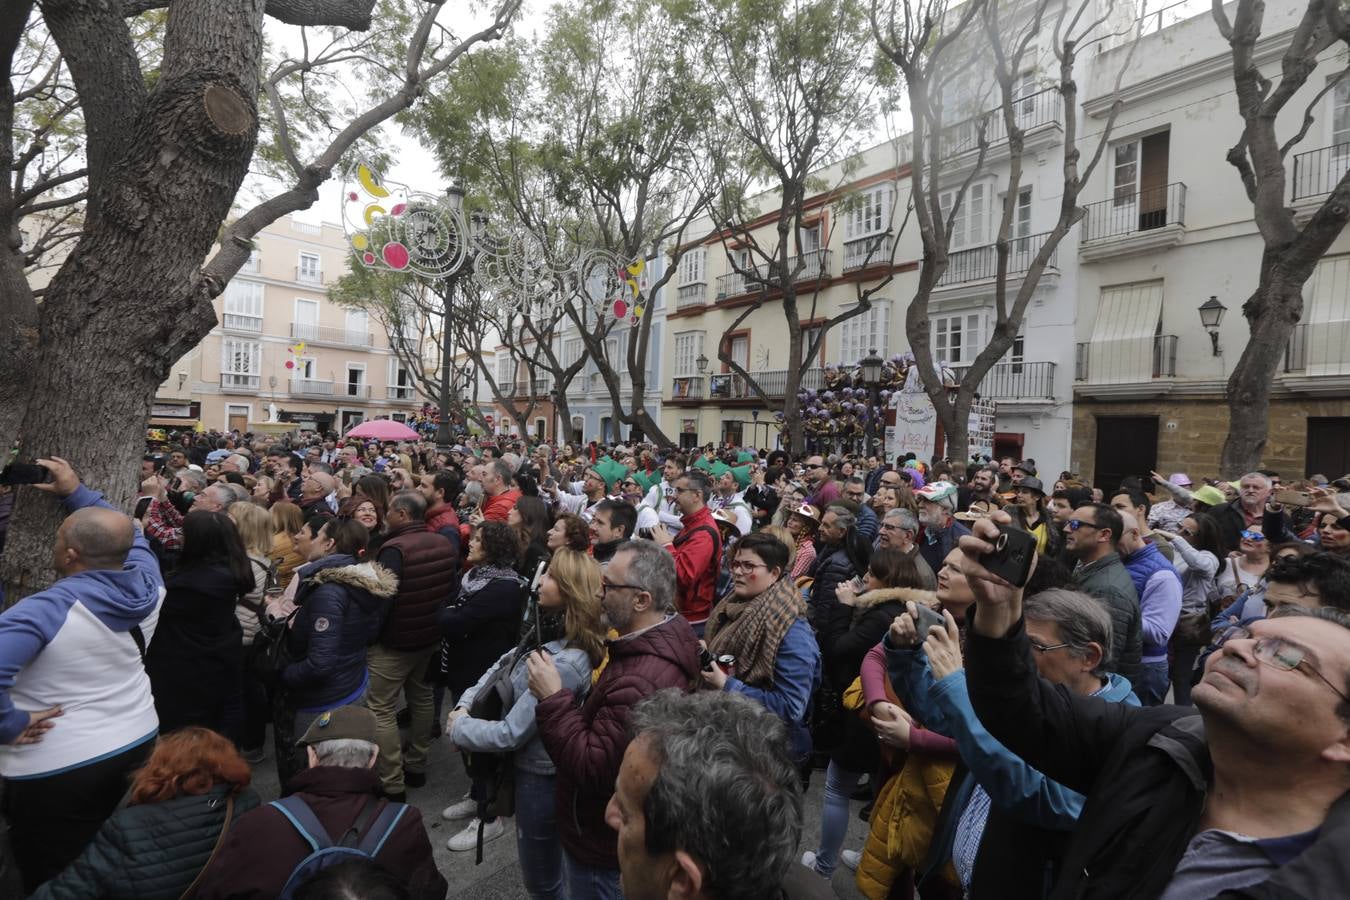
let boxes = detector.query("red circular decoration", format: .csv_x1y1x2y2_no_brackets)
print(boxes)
390,203,407,216
363,252,376,264
285,360,295,369
613,299,628,319
347,191,359,202
382,242,410,270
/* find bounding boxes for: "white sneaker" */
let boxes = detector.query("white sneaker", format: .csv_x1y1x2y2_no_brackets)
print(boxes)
446,817,504,852
800,850,827,877
441,793,476,821
841,849,861,871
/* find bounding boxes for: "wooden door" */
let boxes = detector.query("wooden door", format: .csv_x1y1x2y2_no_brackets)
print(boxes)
1093,416,1158,493
1306,417,1350,479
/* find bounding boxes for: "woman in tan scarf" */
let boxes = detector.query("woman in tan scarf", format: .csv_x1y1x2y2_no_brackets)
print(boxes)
701,532,821,765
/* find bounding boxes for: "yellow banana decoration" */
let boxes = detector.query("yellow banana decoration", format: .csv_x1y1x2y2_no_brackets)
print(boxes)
357,163,390,199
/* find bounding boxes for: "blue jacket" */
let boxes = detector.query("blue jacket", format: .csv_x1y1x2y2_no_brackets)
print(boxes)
855,504,879,542
887,635,1138,897
1121,542,1183,661
283,555,395,711
725,618,820,760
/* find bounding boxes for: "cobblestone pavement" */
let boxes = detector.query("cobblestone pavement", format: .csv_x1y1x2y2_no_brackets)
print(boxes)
249,727,872,898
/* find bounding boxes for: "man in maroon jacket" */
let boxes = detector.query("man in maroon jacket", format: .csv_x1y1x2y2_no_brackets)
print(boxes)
195,705,446,899
527,541,701,900
651,468,721,635
369,490,459,801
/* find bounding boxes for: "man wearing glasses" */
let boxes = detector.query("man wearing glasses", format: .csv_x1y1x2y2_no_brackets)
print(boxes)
530,542,701,899
959,512,1350,900
802,456,839,509
1061,503,1142,688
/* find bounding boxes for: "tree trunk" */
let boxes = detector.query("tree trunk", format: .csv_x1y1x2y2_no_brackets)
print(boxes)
553,390,572,445
1,19,260,602
1221,272,1303,476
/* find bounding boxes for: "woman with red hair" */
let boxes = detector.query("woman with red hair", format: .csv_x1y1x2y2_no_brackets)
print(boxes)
31,728,259,899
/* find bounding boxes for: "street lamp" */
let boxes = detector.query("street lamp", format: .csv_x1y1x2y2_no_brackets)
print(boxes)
860,348,884,455
696,353,709,373
1198,296,1227,356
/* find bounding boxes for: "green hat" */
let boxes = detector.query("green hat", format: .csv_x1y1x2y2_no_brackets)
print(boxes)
709,460,730,481
1192,485,1226,506
632,469,662,492
591,457,627,492
296,705,377,747
693,455,714,472
736,451,756,464
729,464,751,489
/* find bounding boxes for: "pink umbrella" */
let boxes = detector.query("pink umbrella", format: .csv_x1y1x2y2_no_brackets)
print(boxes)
344,419,421,441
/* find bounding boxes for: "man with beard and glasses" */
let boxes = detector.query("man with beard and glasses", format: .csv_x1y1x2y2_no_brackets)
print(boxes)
529,541,700,899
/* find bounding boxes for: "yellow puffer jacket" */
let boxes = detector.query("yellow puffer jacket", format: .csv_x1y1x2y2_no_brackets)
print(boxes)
854,749,956,899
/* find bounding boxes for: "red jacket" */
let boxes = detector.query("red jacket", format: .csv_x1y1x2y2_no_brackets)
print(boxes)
481,489,521,522
667,505,722,625
535,615,701,869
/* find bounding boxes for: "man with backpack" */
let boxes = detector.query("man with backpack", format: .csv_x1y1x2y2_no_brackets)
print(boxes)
195,705,446,899
650,468,721,636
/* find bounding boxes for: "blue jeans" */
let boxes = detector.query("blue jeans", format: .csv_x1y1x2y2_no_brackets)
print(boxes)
515,769,564,899
1138,660,1171,706
562,848,622,899
813,760,863,877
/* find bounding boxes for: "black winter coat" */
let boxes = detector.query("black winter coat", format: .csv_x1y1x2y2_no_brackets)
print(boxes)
821,586,936,771
965,617,1350,900
145,562,248,736
438,573,525,692
807,538,866,640
31,785,261,900
283,555,396,710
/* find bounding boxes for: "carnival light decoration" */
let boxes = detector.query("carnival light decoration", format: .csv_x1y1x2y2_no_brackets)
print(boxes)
340,160,648,326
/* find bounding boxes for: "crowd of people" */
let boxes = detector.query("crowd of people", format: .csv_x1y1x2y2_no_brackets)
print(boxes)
0,429,1347,899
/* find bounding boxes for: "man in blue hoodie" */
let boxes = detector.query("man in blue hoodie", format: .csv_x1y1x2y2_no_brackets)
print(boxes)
1117,511,1183,706
0,457,164,892
884,589,1137,898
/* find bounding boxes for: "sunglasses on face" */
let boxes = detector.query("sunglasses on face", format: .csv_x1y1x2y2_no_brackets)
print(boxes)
1065,519,1101,532
1240,530,1265,542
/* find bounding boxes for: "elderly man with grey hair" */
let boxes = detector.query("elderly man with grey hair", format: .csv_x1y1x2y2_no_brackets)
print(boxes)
1208,470,1274,555
194,704,447,899
530,541,702,899
878,589,1138,896
877,507,936,590
141,473,237,552
606,690,832,900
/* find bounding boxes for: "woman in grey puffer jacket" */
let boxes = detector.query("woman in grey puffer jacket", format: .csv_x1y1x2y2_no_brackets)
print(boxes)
445,548,607,896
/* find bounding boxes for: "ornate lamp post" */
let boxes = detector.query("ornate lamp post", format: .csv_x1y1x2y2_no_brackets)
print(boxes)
860,348,884,455
1198,296,1227,356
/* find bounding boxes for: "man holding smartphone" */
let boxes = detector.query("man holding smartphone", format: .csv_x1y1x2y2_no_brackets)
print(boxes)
0,458,164,892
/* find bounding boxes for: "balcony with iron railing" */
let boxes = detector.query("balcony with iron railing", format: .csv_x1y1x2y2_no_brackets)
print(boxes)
715,250,833,300
341,384,371,399
290,322,374,348
1291,142,1350,202
391,334,422,354
677,282,709,309
670,376,706,401
1283,321,1350,377
295,265,323,284
290,378,335,397
842,233,895,272
1080,183,1187,260
222,312,263,333
220,373,259,393
1074,335,1178,383
950,361,1056,400
936,231,1058,288
387,385,417,401
939,87,1063,160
